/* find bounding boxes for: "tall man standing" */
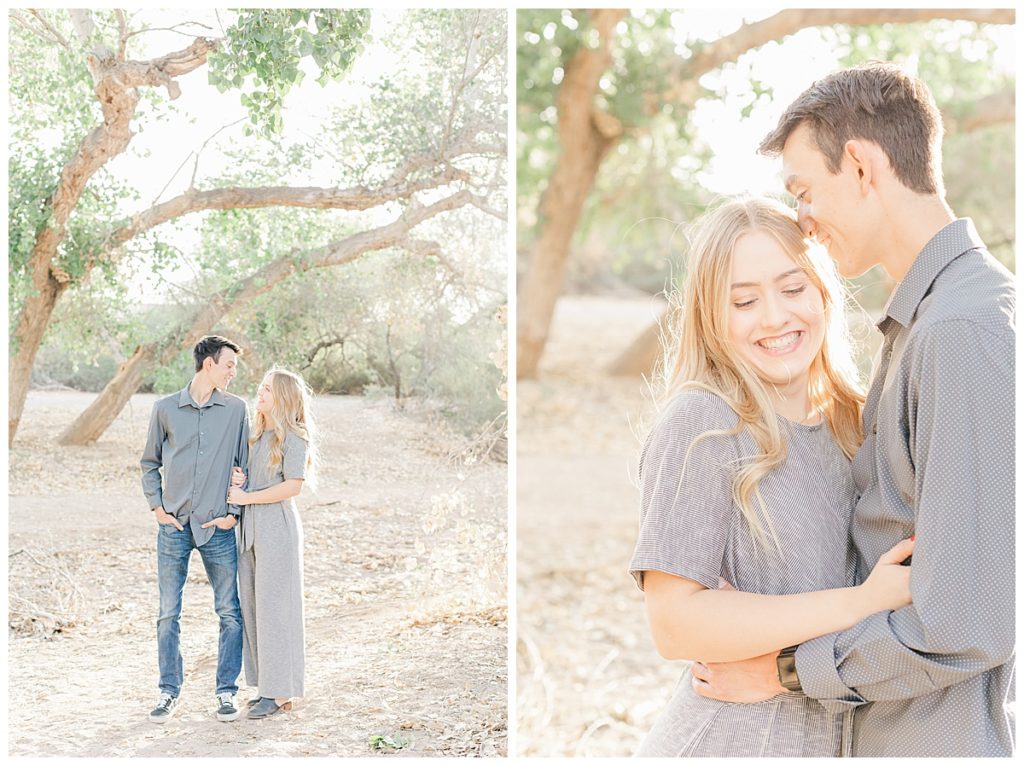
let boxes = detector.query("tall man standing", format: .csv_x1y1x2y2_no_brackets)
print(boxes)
689,63,1015,756
141,335,250,723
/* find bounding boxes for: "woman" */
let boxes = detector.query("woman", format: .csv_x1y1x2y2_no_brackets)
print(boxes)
227,367,319,719
628,197,913,757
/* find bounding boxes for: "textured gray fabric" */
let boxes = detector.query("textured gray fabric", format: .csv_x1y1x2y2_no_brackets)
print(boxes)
238,431,307,699
141,386,249,547
795,218,1016,757
629,389,857,756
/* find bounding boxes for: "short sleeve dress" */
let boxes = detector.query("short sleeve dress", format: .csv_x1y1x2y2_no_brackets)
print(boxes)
628,389,858,757
237,430,308,699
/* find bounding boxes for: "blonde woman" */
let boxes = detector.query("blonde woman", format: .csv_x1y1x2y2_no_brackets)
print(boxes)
228,368,318,719
628,197,914,757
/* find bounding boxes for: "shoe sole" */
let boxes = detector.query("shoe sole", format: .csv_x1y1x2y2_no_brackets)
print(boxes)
217,709,242,722
248,702,292,719
149,711,176,724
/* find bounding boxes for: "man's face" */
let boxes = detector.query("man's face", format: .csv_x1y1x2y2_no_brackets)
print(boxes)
781,123,878,278
206,348,237,391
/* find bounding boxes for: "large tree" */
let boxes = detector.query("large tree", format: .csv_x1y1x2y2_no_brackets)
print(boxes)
516,8,1015,379
9,9,506,444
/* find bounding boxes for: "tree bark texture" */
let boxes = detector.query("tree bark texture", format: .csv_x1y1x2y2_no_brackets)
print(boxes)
516,9,625,379
57,192,469,445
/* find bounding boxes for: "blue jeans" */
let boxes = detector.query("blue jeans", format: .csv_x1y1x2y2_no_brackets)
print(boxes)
156,523,242,697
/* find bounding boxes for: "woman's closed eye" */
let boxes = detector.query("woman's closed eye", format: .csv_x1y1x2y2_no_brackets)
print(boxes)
733,297,757,310
782,284,807,297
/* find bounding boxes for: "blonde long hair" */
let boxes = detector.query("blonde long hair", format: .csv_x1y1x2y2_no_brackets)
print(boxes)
660,197,864,550
250,367,320,490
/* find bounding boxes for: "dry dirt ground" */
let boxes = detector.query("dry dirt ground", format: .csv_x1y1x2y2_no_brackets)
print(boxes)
517,294,684,757
8,391,506,757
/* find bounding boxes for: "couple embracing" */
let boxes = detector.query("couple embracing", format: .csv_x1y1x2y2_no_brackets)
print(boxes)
140,335,319,723
630,64,1014,756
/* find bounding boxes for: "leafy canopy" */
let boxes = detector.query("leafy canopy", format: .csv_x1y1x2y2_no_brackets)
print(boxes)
208,9,370,137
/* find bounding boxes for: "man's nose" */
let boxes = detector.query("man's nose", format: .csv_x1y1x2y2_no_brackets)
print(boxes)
797,203,816,239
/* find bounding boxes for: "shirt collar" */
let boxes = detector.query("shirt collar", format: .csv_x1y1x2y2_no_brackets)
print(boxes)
880,218,985,330
177,385,226,409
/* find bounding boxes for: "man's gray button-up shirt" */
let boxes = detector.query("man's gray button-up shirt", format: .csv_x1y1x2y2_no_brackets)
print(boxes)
795,219,1015,756
141,386,250,548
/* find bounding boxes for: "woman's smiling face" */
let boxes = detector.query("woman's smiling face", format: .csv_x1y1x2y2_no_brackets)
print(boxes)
255,374,276,415
727,229,826,391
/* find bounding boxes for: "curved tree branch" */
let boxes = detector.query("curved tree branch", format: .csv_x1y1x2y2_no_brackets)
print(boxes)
58,188,477,445
666,8,1016,108
944,89,1015,134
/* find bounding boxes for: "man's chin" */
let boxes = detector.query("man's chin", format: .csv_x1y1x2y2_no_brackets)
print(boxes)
834,256,870,280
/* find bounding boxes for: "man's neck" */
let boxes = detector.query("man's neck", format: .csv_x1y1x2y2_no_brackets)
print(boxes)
189,375,217,406
878,191,956,283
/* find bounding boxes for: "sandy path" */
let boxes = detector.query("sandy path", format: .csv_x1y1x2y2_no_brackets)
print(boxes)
9,391,506,757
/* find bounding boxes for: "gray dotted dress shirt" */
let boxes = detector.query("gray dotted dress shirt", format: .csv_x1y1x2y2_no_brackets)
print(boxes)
141,385,250,548
795,218,1016,756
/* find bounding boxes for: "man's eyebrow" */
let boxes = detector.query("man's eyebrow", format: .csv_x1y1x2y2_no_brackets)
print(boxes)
731,268,804,289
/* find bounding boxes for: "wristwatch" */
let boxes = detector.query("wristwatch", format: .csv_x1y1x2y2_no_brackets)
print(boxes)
776,645,802,692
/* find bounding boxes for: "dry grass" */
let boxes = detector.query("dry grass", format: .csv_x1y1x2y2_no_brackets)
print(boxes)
8,390,506,757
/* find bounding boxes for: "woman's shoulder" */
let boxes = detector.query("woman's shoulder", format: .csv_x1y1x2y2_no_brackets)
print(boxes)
657,388,741,433
283,429,309,449
642,388,740,458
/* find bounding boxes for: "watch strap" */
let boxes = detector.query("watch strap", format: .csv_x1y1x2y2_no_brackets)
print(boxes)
776,644,802,692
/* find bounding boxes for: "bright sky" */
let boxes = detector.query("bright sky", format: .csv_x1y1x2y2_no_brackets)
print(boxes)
111,8,401,197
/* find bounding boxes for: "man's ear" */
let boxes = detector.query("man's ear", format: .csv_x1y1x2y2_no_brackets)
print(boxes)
202,355,214,372
844,139,875,194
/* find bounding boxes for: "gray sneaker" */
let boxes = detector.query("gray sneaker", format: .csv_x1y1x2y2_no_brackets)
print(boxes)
216,693,241,722
149,693,179,723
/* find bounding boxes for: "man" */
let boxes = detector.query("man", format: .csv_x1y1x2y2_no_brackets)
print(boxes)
690,63,1015,756
141,335,250,724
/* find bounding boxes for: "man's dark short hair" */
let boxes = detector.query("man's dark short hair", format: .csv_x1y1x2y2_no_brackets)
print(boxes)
193,335,241,372
759,62,944,196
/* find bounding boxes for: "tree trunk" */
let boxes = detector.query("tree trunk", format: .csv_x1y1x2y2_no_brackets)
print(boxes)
8,31,216,445
606,310,667,377
516,9,625,379
57,192,469,444
57,342,163,446
9,274,66,444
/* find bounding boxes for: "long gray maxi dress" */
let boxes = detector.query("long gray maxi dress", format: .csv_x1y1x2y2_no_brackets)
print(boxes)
238,430,307,699
628,389,858,757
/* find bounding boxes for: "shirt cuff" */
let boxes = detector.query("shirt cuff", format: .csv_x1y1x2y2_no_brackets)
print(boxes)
227,504,241,518
795,634,867,712
145,492,164,510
